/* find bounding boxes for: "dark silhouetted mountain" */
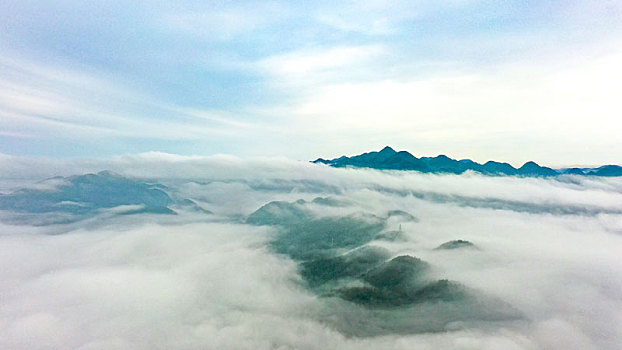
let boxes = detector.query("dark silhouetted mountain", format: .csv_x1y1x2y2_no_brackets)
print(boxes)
0,171,173,215
0,171,217,224
517,161,558,176
420,155,463,174
313,147,621,177
364,255,430,290
340,256,472,307
481,161,518,175
564,168,586,175
314,146,428,172
386,210,417,221
245,200,311,226
589,165,622,177
312,158,331,164
176,199,213,214
246,197,521,332
459,159,485,173
301,246,391,287
246,199,386,260
435,240,476,250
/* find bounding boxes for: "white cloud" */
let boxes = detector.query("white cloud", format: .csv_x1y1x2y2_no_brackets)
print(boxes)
162,3,289,41
260,45,385,80
1,157,622,349
312,0,470,35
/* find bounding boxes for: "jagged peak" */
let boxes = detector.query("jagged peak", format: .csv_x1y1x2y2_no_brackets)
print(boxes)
379,146,396,153
310,148,621,177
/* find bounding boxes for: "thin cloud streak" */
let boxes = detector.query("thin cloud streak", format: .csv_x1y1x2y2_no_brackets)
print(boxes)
0,52,269,154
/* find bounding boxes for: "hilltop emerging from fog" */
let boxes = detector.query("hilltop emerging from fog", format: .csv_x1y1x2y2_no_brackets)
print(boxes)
313,146,622,177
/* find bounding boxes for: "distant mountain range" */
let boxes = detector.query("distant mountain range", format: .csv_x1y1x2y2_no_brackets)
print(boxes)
313,146,622,177
0,171,211,225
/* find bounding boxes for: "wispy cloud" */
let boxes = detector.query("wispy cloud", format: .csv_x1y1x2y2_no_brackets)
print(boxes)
162,2,291,41
1,0,621,160
0,53,268,155
260,45,385,77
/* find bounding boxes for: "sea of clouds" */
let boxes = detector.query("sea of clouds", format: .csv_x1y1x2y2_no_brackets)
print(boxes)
1,153,621,350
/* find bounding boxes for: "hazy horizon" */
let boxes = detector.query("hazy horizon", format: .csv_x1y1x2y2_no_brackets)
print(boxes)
0,147,618,177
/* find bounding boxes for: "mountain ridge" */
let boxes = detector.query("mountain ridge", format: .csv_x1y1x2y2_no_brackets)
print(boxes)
312,147,622,177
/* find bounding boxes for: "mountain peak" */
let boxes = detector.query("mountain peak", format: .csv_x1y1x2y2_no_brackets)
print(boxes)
518,161,558,176
379,146,396,153
519,161,539,169
311,148,620,177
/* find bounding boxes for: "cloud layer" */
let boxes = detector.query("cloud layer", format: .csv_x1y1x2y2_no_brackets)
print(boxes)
1,156,621,349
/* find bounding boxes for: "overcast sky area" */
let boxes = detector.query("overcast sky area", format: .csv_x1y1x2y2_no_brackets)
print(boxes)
1,0,622,166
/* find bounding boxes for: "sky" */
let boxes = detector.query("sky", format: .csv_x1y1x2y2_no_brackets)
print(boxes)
1,0,621,166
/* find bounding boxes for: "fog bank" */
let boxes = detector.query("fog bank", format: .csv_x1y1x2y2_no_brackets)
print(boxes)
1,155,621,349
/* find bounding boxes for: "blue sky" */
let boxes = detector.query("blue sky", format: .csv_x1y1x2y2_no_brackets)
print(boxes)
1,0,621,166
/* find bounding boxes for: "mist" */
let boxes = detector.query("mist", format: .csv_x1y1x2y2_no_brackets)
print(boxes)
1,154,621,350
